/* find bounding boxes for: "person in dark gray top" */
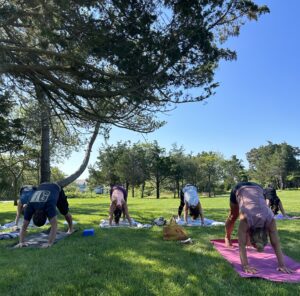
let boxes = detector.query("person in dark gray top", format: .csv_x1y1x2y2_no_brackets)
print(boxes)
15,183,74,248
264,184,287,216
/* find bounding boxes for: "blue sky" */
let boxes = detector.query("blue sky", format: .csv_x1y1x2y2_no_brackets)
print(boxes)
59,0,300,179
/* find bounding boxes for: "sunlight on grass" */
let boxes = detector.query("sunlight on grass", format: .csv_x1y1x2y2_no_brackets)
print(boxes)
1,192,300,295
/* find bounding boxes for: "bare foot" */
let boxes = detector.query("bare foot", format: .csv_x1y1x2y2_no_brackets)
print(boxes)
243,265,257,274
14,242,28,248
67,229,74,235
225,237,233,247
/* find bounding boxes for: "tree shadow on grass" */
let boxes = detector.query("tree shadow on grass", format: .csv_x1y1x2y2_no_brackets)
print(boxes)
1,201,300,296
1,226,300,296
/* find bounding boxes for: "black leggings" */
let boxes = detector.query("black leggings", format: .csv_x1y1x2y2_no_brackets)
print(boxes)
269,197,281,215
178,191,185,216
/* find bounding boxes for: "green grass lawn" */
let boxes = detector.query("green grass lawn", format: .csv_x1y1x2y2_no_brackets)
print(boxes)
0,191,300,296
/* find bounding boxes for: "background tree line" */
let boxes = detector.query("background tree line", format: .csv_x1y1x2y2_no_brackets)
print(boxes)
87,141,300,199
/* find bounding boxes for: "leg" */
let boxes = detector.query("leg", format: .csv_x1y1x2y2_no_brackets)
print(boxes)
278,200,287,216
57,189,73,233
64,212,73,233
178,191,185,218
225,202,239,247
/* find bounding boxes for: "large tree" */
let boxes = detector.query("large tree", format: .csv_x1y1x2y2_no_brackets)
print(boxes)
247,142,300,189
0,0,269,185
196,151,224,196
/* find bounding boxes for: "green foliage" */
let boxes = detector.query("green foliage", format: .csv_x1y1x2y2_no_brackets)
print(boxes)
0,92,25,153
1,0,269,131
64,190,103,199
247,142,300,189
0,0,269,185
1,191,300,296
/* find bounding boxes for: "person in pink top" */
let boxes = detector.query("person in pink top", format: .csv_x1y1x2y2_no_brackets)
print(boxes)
109,185,132,226
225,181,293,274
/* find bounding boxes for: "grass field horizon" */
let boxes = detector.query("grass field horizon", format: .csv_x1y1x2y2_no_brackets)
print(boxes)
1,191,300,296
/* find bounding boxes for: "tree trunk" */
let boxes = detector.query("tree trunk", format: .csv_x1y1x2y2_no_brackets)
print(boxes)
57,122,100,188
279,175,284,190
132,186,135,198
156,175,160,199
141,182,145,198
12,176,19,206
125,181,129,194
176,180,180,198
37,87,51,183
208,174,212,197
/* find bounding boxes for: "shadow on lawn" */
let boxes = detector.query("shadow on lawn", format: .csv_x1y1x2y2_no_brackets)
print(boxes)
1,222,300,295
2,199,300,296
82,229,300,295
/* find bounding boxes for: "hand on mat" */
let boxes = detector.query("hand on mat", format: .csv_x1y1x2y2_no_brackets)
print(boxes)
277,266,293,274
14,242,28,248
41,243,52,248
243,265,257,274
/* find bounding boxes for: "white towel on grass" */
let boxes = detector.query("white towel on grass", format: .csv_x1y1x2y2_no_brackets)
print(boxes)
99,219,152,228
0,218,49,230
0,231,20,240
176,217,225,226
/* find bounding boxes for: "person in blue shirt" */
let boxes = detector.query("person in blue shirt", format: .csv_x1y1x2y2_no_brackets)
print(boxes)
15,182,73,248
178,184,204,225
15,185,37,226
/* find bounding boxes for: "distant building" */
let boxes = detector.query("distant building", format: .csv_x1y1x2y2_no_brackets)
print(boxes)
94,186,104,194
75,179,87,192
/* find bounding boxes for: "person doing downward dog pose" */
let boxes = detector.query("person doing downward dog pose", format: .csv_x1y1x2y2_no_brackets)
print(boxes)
16,182,74,248
225,181,293,274
178,184,204,225
264,184,287,216
109,185,132,226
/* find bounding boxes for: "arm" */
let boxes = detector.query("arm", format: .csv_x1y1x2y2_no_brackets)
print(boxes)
184,203,188,223
123,203,132,225
238,219,257,274
178,191,184,218
15,201,23,225
278,201,287,216
15,219,30,248
199,202,204,225
108,203,116,226
268,219,293,273
43,216,58,248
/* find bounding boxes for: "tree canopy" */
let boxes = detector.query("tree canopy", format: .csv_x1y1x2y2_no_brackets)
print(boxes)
0,93,25,152
1,0,269,186
1,0,269,128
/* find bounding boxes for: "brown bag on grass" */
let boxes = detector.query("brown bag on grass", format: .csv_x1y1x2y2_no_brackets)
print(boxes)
163,218,188,241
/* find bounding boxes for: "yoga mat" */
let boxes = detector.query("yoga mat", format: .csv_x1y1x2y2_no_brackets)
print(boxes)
0,230,20,240
11,229,77,248
176,217,225,226
274,214,300,220
99,219,152,228
211,239,300,282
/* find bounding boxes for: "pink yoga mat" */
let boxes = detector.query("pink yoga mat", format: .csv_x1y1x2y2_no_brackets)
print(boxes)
211,239,300,282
